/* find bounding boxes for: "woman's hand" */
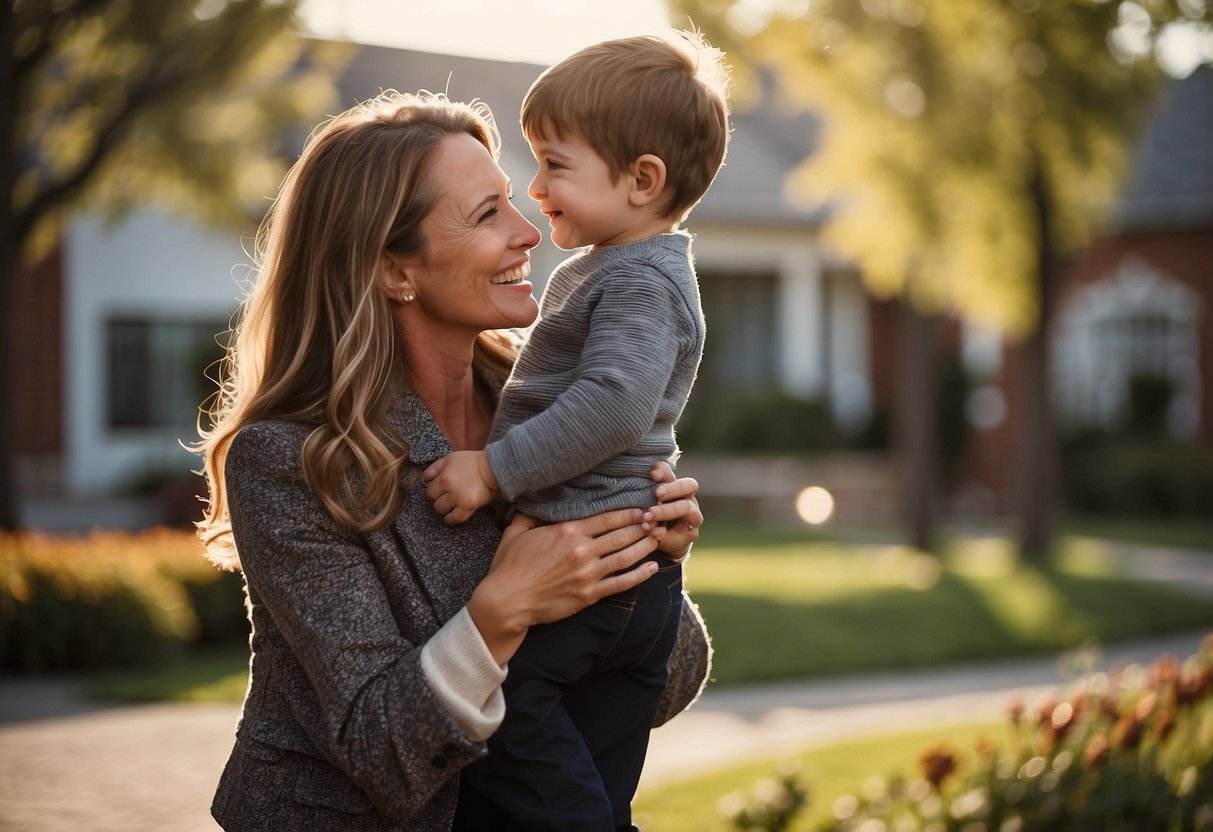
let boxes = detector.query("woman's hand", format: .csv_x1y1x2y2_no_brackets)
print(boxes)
643,461,703,561
466,509,659,666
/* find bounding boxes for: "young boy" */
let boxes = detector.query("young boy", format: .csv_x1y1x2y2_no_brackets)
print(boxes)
425,32,730,831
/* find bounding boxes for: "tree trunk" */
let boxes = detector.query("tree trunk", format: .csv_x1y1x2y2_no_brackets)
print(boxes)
1015,161,1060,560
0,2,20,531
896,296,937,551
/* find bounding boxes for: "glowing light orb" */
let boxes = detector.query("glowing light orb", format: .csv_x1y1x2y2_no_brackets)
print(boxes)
795,486,835,525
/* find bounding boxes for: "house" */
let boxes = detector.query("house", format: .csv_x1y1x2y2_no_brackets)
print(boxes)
10,44,1211,529
958,65,1213,514
12,42,873,527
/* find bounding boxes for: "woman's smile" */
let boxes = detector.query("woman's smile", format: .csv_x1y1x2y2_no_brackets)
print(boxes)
491,259,532,285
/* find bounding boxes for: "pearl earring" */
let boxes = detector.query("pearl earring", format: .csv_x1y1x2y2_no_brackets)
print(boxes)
401,293,415,304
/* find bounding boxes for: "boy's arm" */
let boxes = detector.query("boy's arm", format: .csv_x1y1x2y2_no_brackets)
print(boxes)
424,450,500,525
488,268,697,500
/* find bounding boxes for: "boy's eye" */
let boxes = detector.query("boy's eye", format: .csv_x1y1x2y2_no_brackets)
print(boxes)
546,159,564,171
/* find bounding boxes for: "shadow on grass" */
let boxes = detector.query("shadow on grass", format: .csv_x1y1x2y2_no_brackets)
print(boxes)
694,564,1213,687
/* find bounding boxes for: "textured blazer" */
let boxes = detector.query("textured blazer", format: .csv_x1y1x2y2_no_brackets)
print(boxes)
210,389,711,832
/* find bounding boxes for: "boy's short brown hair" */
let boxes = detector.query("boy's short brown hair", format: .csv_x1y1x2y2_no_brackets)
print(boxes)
521,32,731,222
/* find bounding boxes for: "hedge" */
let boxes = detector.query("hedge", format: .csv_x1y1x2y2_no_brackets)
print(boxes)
1,529,245,671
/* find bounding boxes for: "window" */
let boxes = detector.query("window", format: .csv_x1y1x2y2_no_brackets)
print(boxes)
696,269,779,397
107,317,228,429
1052,260,1200,437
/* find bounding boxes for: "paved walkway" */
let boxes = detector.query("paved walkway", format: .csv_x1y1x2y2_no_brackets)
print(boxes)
1,544,1209,831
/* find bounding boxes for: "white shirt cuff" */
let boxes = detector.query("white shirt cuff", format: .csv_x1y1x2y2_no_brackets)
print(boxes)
420,606,507,742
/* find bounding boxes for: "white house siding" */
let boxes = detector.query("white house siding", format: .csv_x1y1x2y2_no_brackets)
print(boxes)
688,223,873,435
65,210,253,494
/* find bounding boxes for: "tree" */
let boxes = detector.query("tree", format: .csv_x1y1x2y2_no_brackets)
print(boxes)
676,0,1211,557
1,0,350,530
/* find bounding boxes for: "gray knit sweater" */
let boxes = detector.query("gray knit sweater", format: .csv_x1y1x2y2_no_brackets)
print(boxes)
486,231,705,522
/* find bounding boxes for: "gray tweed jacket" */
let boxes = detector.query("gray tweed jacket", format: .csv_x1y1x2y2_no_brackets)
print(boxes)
211,389,711,832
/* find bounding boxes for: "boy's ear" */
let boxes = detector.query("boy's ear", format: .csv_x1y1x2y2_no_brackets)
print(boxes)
627,154,668,208
377,253,418,304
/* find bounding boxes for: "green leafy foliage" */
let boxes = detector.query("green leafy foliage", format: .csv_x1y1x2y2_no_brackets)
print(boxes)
1062,432,1213,518
9,0,352,258
673,0,1205,335
0,528,246,671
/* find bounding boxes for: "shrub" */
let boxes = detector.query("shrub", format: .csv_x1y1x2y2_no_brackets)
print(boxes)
718,760,810,831
679,389,841,454
0,529,246,671
814,635,1213,831
1061,431,1213,519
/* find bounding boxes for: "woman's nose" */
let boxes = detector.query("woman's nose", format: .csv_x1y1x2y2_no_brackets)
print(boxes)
512,207,541,249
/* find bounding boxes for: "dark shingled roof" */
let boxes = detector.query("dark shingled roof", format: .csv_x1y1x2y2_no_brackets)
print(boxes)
1110,64,1213,232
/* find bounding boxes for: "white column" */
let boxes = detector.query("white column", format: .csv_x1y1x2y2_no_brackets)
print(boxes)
830,277,873,433
778,246,822,398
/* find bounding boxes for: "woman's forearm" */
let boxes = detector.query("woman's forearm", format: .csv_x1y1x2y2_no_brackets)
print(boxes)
466,578,531,666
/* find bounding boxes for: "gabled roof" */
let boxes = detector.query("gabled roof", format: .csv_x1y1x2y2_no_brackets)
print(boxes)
1110,64,1213,231
333,43,826,228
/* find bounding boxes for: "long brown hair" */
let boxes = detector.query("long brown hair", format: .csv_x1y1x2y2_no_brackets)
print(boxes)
195,91,513,569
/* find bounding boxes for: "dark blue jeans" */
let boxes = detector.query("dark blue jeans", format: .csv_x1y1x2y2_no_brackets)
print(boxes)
455,553,684,832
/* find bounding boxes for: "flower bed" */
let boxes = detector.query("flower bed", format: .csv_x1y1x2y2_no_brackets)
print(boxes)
722,635,1213,831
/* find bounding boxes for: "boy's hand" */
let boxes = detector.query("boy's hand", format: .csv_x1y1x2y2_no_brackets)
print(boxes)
424,450,500,526
643,461,702,560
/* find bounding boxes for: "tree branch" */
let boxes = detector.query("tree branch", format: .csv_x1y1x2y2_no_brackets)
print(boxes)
12,1,296,246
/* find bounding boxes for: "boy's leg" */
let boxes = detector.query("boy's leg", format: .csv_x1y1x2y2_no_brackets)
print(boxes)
564,555,684,830
461,592,636,832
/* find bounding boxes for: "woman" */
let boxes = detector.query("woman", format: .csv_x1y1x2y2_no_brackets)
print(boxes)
195,91,708,831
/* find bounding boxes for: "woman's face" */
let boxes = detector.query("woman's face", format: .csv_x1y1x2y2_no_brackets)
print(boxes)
398,132,542,337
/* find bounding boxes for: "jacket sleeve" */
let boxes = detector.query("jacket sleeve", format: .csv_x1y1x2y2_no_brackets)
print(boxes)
653,588,713,727
487,266,695,499
226,422,491,819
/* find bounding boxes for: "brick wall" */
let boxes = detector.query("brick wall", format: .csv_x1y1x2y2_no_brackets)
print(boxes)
10,248,64,490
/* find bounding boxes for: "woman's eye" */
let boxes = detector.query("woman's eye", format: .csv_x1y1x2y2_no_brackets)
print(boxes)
478,207,499,223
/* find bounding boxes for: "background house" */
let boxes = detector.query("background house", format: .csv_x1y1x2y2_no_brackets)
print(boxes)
958,65,1213,516
10,46,1211,530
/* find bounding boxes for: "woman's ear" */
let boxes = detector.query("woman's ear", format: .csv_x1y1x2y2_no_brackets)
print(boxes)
377,253,418,305
628,154,668,208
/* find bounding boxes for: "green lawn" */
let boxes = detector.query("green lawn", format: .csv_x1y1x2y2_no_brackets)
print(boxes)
83,646,249,704
688,529,1213,686
84,522,1213,703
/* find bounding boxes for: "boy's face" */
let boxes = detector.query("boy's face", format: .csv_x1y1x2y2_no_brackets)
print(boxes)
526,131,640,251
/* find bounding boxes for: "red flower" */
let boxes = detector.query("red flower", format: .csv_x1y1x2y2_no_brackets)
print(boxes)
1083,735,1110,768
1116,713,1145,751
1178,666,1212,706
1155,707,1176,741
1150,655,1180,688
1006,696,1025,725
920,743,958,791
